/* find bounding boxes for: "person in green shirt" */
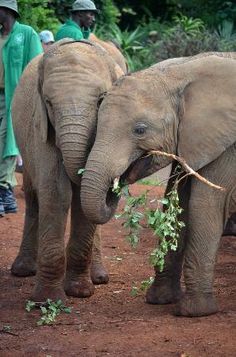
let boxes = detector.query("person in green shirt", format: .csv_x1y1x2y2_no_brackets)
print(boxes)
55,0,98,41
0,0,43,217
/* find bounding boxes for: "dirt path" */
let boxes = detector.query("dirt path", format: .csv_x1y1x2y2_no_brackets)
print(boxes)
0,176,236,357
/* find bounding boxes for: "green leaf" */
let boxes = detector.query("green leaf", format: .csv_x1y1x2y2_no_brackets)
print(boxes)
78,168,85,175
130,286,139,297
3,325,11,332
160,198,169,205
63,307,72,314
25,300,36,312
26,298,72,326
40,306,47,314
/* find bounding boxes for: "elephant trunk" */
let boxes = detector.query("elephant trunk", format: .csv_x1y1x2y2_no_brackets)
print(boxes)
81,147,120,224
58,114,94,185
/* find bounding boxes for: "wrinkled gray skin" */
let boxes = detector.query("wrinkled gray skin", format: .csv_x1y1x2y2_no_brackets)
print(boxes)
81,52,236,317
11,39,124,302
89,33,128,74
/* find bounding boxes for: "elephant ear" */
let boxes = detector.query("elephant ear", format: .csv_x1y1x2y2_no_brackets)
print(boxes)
32,55,50,143
33,87,49,143
176,56,236,171
114,63,125,79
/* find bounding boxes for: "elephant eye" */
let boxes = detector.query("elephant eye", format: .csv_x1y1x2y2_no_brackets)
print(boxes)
133,123,147,136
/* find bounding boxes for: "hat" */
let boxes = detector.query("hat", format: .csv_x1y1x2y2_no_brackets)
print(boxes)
72,0,98,13
39,30,55,44
0,0,19,17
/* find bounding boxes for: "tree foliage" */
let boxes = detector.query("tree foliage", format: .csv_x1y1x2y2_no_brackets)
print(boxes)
18,0,60,32
17,0,236,33
16,0,236,72
166,0,236,29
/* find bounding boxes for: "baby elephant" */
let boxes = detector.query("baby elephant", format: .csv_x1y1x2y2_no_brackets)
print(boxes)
81,52,236,317
11,39,125,302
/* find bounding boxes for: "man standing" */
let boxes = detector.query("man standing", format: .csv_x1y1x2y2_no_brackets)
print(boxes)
0,0,42,217
55,0,98,41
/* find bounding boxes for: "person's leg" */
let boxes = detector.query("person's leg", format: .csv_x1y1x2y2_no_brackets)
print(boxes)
0,92,17,215
0,99,6,217
0,189,4,216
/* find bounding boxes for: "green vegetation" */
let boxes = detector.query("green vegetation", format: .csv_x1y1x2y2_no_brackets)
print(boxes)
17,1,236,71
18,0,60,33
116,184,185,273
131,277,154,297
115,191,148,248
138,178,162,186
147,189,185,271
2,325,12,332
113,175,185,296
25,299,72,326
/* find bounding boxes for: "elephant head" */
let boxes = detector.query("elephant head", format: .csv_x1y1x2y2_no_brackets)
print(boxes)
81,53,236,224
89,33,128,74
34,39,124,184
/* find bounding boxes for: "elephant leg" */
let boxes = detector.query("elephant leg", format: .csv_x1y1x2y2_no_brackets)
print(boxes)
90,225,109,284
11,171,38,277
146,164,190,304
175,179,224,317
64,184,96,298
32,169,71,303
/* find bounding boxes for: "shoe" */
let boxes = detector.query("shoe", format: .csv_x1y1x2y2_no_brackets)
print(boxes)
0,195,5,217
0,187,18,214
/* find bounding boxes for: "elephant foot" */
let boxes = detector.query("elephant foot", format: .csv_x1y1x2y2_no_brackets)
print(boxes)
11,255,37,277
175,293,218,317
90,263,109,285
64,277,95,298
146,280,182,305
31,284,66,303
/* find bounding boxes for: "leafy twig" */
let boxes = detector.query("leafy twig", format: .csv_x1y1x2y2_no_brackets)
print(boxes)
148,150,225,191
25,299,72,326
0,325,18,336
115,191,148,247
117,185,185,273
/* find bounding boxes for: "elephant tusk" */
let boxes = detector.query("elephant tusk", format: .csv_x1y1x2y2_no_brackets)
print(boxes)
113,177,120,190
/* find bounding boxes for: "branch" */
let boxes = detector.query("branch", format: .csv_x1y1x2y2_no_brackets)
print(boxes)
0,329,19,336
149,150,225,191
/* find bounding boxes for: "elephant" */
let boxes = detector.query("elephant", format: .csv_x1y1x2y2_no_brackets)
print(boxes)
89,33,128,74
11,39,125,302
80,52,236,317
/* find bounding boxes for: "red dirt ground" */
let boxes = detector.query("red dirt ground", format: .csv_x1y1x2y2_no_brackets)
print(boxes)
0,175,236,357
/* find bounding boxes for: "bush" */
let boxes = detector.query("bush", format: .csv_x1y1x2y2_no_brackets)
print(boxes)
153,27,220,61
96,0,120,30
18,0,60,33
96,23,151,71
149,15,236,63
215,20,236,51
